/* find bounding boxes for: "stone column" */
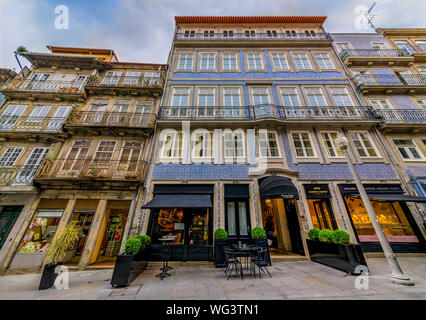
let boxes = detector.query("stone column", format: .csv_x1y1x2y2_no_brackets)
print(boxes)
53,198,77,238
78,199,107,270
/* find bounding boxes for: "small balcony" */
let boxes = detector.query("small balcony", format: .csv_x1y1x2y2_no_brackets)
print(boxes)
85,75,164,97
0,165,39,187
0,78,88,101
352,74,426,94
374,109,426,132
339,49,414,67
35,159,146,190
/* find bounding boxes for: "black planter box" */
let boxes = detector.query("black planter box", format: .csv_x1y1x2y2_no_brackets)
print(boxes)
307,239,367,275
110,253,148,287
214,240,228,268
39,263,62,290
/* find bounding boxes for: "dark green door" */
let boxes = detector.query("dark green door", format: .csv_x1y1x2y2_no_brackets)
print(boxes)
0,206,22,250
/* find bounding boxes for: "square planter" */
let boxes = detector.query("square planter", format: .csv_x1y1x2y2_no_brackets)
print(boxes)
110,252,148,287
214,239,231,268
39,263,62,290
307,239,367,275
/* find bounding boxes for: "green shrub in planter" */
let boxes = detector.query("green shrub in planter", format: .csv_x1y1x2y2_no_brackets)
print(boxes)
135,235,151,249
214,228,227,240
125,237,142,255
318,229,333,243
251,227,267,240
308,228,320,241
331,230,350,244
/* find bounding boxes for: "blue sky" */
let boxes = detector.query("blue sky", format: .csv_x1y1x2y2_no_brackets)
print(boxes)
0,0,424,70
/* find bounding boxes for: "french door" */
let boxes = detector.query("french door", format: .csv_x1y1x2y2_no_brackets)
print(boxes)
0,105,27,129
13,147,49,185
225,199,251,241
47,106,71,131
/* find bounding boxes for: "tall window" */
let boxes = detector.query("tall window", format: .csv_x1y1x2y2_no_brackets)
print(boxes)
224,131,245,159
0,147,23,167
305,88,326,106
102,71,122,85
335,42,351,52
197,88,215,117
291,132,315,157
259,131,280,158
223,88,241,117
62,140,92,171
393,139,424,160
93,141,116,163
293,53,311,69
321,132,344,158
222,53,238,70
331,88,353,106
350,132,378,158
271,53,289,70
415,40,426,52
109,100,130,124
27,105,51,125
170,88,190,117
252,88,270,105
193,132,212,158
247,53,263,70
200,53,215,70
415,99,426,110
123,71,141,85
0,104,27,129
119,142,142,171
177,54,194,70
315,53,334,69
162,131,182,158
280,88,300,106
417,66,426,77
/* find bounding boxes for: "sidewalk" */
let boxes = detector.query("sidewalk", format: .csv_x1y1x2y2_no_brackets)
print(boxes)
0,257,424,300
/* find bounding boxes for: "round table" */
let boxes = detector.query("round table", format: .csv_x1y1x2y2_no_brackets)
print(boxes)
156,236,176,280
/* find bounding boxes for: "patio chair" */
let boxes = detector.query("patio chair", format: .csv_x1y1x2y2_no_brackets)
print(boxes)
251,247,272,279
223,246,243,280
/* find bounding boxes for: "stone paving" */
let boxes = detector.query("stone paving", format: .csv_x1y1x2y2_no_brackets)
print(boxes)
0,257,425,300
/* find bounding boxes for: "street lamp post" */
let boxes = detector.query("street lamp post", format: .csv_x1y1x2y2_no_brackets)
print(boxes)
335,135,414,286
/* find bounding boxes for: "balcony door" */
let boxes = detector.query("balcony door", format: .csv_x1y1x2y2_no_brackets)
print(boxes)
13,147,49,185
27,73,50,90
108,100,130,124
132,101,153,126
0,104,27,130
62,141,92,173
223,88,242,118
102,71,122,85
225,199,251,241
252,88,273,118
24,105,51,130
370,99,398,121
73,75,88,90
47,106,71,131
86,100,107,123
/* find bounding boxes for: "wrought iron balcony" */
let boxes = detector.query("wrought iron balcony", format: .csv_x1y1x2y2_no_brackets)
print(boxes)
35,159,146,183
0,115,67,133
339,49,410,61
353,74,426,89
374,109,426,124
0,165,39,187
175,32,332,41
86,75,163,89
158,105,376,121
67,111,156,128
1,78,87,95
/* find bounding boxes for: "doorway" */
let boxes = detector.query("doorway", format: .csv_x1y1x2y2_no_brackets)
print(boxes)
0,206,22,250
225,199,251,242
67,210,95,264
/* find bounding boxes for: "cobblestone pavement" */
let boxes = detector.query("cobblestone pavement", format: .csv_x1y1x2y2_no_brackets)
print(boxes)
0,257,425,300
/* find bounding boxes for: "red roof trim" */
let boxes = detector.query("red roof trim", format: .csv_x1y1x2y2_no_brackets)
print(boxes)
174,16,327,24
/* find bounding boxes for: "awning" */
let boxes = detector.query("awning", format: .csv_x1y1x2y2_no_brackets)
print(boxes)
142,194,212,209
259,176,299,200
365,194,426,203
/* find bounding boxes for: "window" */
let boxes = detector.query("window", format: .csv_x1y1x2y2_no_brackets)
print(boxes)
266,30,278,38
0,104,27,129
335,42,352,52
197,88,215,117
271,53,289,70
0,147,23,167
170,88,190,117
27,105,51,125
259,131,280,158
93,141,116,163
415,99,426,110
132,101,154,125
393,139,424,161
280,88,300,106
285,30,297,38
371,42,387,49
118,142,142,172
14,147,49,185
177,54,194,70
62,140,92,171
222,53,238,70
293,53,312,69
200,53,215,70
394,40,417,54
321,132,344,158
223,30,234,38
415,40,426,52
247,53,263,70
226,200,250,238
203,30,215,38
418,66,426,77
305,30,317,38
102,71,122,85
245,30,256,38
223,88,241,117
224,130,245,159
109,100,130,124
315,53,334,69
184,30,195,38
370,99,393,110
193,132,212,158
123,71,141,85
86,99,107,123
162,131,182,158
349,132,378,158
331,88,353,106
291,132,315,157
252,88,270,105
305,88,326,106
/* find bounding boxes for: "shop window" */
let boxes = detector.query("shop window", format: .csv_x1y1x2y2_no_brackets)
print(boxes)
307,199,337,230
344,196,418,242
18,209,63,253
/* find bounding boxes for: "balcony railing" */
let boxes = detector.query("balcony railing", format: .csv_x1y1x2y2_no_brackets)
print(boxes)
158,105,376,121
339,49,410,61
36,159,146,182
175,32,332,41
352,74,426,87
86,76,163,89
374,109,426,124
0,165,39,186
69,111,156,128
0,115,67,132
1,78,87,94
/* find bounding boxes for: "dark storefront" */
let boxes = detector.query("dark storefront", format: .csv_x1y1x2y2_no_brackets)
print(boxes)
144,184,214,261
303,184,338,230
339,184,426,253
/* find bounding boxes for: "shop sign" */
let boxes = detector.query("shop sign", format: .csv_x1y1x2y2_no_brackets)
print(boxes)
339,184,403,195
358,235,419,243
303,184,331,199
280,194,295,199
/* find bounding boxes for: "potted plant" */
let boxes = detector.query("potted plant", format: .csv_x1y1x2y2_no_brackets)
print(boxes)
134,235,151,261
110,236,149,287
213,229,228,268
251,227,271,266
39,223,82,290
307,228,367,275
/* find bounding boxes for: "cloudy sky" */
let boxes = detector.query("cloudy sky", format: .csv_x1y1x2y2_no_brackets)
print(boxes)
0,0,423,70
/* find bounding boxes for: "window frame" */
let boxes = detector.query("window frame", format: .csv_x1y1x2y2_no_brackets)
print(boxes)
176,53,195,71
314,53,335,70
258,130,281,158
161,131,183,160
270,52,291,71
199,52,216,71
245,52,265,71
0,147,24,167
221,52,239,71
392,138,425,162
348,131,380,159
320,131,345,159
223,129,246,161
192,131,213,159
292,52,313,70
290,131,317,158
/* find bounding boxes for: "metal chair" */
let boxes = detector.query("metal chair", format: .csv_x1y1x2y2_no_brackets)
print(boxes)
251,247,272,279
223,246,243,280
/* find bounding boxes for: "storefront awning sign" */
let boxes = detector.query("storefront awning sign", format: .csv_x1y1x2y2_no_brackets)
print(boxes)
259,176,299,200
142,193,212,209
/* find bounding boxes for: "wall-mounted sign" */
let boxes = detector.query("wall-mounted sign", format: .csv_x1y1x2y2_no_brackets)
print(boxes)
281,194,295,199
303,184,331,199
339,184,403,195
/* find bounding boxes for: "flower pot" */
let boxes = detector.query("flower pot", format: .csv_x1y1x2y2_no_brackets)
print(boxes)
38,262,62,290
214,239,229,268
110,253,148,287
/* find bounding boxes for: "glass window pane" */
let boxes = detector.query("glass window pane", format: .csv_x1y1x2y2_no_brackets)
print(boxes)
227,202,236,236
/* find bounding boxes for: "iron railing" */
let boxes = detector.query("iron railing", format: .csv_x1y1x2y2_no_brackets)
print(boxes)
0,115,67,132
374,109,426,124
86,76,163,88
0,165,40,186
352,74,426,87
36,159,146,182
175,32,332,41
68,111,156,128
1,78,88,94
339,49,410,61
158,105,376,121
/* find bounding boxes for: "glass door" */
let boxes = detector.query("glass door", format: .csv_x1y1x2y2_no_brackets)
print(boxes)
312,199,338,230
47,106,71,131
69,211,95,260
225,199,250,241
0,104,27,130
0,206,22,249
13,147,49,185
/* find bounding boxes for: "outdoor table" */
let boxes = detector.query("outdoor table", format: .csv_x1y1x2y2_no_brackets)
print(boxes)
231,244,259,279
156,236,176,280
